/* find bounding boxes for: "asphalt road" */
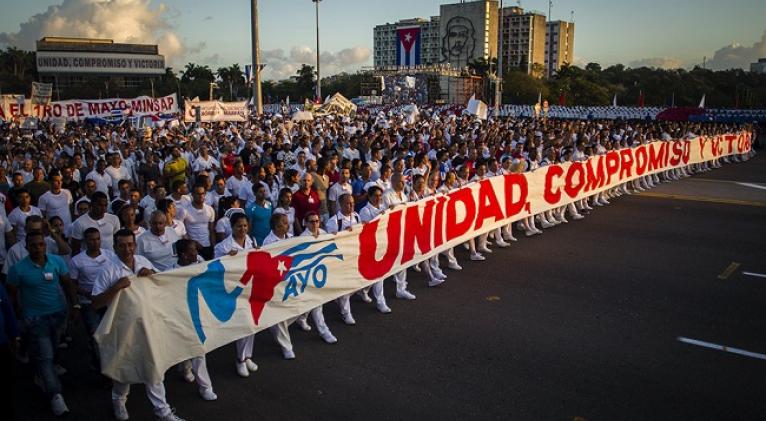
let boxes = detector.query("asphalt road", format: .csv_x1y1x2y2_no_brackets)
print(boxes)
12,154,766,421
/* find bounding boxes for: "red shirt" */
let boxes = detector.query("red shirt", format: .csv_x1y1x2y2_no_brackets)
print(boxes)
291,188,320,224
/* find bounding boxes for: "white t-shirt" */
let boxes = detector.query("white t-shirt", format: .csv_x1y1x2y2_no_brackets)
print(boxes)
182,204,215,247
215,217,232,239
85,170,113,195
193,156,220,179
0,213,13,261
225,175,247,197
38,190,74,226
359,203,385,223
325,211,360,234
8,206,42,244
214,234,256,258
69,249,116,303
136,228,180,272
273,206,296,236
70,212,121,251
327,181,353,207
262,231,292,246
92,255,157,296
105,165,132,192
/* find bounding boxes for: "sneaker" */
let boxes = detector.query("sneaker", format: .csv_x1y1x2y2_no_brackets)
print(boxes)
447,261,463,271
320,332,338,344
477,246,492,254
540,221,555,229
236,361,249,377
51,394,69,416
157,409,185,421
53,364,67,376
525,230,536,237
506,235,518,242
113,398,129,420
433,269,448,279
245,359,258,372
376,303,392,314
469,252,485,261
357,290,373,303
342,313,356,325
297,318,312,332
199,388,218,401
428,278,445,287
396,290,417,300
282,349,296,360
572,213,585,220
494,239,510,248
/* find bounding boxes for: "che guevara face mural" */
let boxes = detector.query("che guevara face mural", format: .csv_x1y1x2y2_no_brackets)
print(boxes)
441,16,476,66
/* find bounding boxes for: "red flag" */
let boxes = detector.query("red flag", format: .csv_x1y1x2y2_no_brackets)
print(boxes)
558,92,566,106
638,90,645,108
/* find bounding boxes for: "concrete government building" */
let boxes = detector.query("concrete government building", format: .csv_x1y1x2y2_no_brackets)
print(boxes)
36,37,165,91
373,0,574,78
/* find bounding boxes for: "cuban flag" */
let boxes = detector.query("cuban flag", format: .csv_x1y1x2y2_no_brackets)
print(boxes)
396,26,421,66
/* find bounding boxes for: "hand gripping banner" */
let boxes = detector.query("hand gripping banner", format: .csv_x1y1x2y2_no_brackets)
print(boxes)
94,132,753,384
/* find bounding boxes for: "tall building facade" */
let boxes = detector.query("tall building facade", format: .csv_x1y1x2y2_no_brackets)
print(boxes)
545,21,575,77
497,6,546,76
438,0,499,69
373,17,441,68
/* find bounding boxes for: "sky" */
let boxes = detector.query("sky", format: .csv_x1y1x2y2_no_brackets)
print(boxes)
1,0,765,81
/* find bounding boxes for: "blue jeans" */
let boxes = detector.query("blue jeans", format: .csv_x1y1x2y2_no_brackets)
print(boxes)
22,310,67,398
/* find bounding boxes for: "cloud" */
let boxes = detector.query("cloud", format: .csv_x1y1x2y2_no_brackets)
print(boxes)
705,30,766,70
259,45,372,81
628,57,685,69
203,16,213,21
0,0,186,65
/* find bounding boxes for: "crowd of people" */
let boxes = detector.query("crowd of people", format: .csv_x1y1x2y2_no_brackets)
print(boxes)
0,107,756,420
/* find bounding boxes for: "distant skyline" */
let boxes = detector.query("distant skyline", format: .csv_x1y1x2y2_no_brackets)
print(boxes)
1,0,765,80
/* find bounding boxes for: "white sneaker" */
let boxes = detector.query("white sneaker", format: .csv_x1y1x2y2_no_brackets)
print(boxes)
572,213,585,220
428,278,445,287
320,332,338,344
51,394,69,416
157,409,185,421
599,199,610,205
433,269,447,279
447,261,463,270
477,246,492,254
540,221,555,229
525,230,536,237
182,367,195,383
245,358,258,372
236,361,249,377
282,349,296,360
199,388,218,401
495,239,511,248
533,229,543,235
342,313,356,325
113,399,129,420
297,318,312,332
377,303,392,314
470,252,485,261
506,235,518,242
396,290,417,300
357,290,373,303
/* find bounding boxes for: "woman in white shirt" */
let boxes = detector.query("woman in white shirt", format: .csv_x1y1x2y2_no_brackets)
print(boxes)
272,188,296,236
215,197,243,243
213,213,258,378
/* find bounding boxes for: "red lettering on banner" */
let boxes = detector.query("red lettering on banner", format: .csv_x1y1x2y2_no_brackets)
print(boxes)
358,210,403,280
543,165,563,204
9,104,20,117
698,136,708,159
503,173,527,216
401,199,435,264
88,102,100,115
604,151,620,184
433,196,448,248
619,149,634,180
445,187,476,242
738,133,751,153
584,156,606,191
682,141,690,164
648,142,667,171
53,104,62,117
74,102,84,117
669,141,683,166
475,179,505,230
635,146,648,176
724,135,737,154
564,162,585,198
166,95,174,111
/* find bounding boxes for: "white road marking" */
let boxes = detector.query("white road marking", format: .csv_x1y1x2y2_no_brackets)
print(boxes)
677,337,766,361
742,272,766,279
736,182,766,191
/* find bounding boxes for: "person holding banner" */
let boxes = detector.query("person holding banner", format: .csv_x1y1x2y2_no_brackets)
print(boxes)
359,186,393,314
213,213,259,378
325,193,364,324
91,229,185,421
262,213,298,359
383,173,416,300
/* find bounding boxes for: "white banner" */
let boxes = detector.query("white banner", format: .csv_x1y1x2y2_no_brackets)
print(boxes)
31,82,53,106
95,133,753,384
36,51,165,75
0,93,178,122
184,100,250,122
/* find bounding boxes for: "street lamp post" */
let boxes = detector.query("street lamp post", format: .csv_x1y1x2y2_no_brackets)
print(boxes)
251,0,263,115
313,0,322,101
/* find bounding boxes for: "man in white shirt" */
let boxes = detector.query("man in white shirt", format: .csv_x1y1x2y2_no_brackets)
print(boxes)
136,211,181,272
192,146,220,180
262,213,297,360
69,192,121,254
38,172,74,226
225,161,247,198
92,229,183,421
358,186,392,314
325,193,365,324
326,167,353,216
8,188,42,244
182,185,216,260
382,173,416,300
85,159,113,196
105,154,132,194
